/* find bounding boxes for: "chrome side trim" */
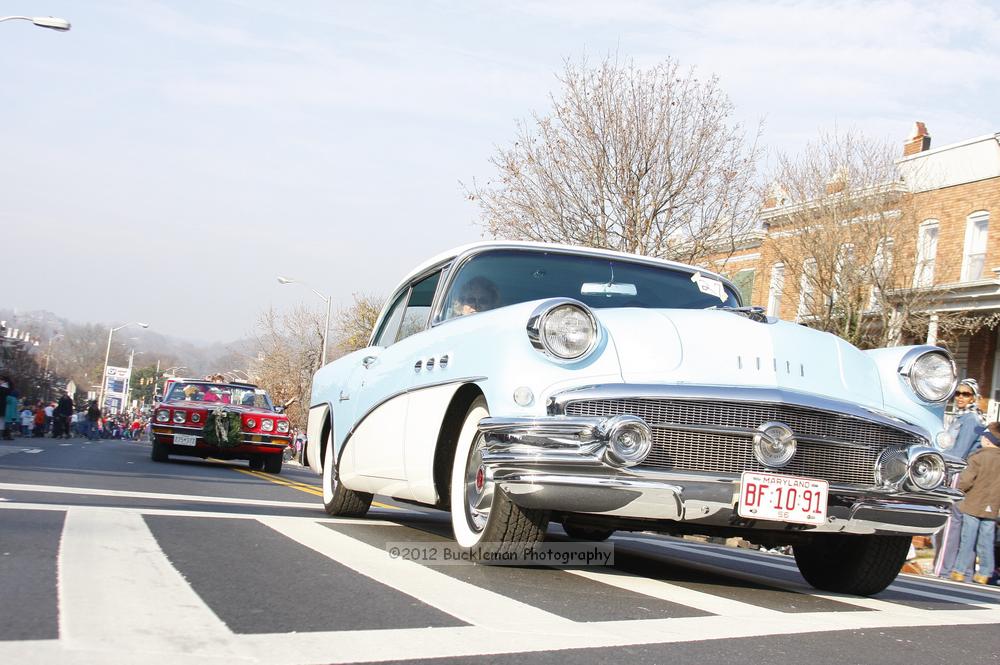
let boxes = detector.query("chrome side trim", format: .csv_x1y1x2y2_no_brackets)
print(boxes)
547,383,932,444
338,376,488,466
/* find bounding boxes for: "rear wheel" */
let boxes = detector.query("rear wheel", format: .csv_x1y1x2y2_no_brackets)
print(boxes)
793,534,910,596
323,435,372,517
449,397,549,556
263,454,282,474
151,440,169,462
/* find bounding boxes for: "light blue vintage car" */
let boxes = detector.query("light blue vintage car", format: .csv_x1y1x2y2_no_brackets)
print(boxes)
305,241,963,595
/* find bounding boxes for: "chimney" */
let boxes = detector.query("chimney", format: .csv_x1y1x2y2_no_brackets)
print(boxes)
903,122,931,156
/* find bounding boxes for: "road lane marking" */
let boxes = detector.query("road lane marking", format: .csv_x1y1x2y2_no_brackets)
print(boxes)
567,567,784,617
231,466,402,510
0,501,406,526
259,517,580,632
0,482,319,510
619,536,1000,608
58,508,244,658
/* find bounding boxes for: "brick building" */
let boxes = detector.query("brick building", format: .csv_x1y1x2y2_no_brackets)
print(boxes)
708,125,1000,411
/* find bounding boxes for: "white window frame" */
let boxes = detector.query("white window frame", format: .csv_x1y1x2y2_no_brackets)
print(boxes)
868,237,894,311
961,211,990,282
913,220,939,288
767,263,784,318
797,258,817,321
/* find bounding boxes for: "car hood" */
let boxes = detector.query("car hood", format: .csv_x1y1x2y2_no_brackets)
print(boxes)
159,401,280,417
596,308,884,410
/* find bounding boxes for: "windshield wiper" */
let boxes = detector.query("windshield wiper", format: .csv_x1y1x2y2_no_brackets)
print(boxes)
708,305,769,323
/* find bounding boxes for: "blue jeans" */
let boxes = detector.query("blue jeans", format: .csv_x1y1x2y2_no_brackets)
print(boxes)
954,513,996,578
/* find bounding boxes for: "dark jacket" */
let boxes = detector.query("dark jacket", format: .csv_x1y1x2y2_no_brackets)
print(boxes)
55,395,74,417
957,446,1000,519
86,403,101,422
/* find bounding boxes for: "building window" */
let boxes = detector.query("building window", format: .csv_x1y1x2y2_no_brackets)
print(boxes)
767,263,784,317
961,211,990,281
732,269,755,306
797,258,817,320
914,220,938,287
832,243,855,304
869,237,893,310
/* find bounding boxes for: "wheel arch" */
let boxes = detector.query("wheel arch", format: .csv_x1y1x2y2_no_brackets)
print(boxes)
432,383,486,509
306,403,334,475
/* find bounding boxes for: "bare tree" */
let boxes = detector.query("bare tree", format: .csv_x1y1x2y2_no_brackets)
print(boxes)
468,55,762,263
763,129,947,348
331,293,385,356
251,305,325,431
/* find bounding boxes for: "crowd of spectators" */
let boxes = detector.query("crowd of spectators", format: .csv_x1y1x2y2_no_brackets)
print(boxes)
0,375,149,442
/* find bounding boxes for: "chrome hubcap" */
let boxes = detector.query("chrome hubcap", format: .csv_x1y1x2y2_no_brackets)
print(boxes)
465,434,493,532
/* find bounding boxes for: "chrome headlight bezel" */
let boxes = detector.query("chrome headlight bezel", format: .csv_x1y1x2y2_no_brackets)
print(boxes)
260,419,274,432
898,346,958,404
526,298,599,362
172,410,186,424
276,420,290,434
155,409,170,423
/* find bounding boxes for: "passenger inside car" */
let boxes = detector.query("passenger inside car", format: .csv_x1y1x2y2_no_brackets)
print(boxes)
451,276,500,317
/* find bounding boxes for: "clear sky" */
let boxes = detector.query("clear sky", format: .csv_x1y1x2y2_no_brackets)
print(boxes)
3,0,997,342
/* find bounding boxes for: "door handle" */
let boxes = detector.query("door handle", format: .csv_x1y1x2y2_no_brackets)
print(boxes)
362,355,378,369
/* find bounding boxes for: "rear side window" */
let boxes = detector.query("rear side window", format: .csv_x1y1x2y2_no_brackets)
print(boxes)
397,271,441,342
372,291,408,347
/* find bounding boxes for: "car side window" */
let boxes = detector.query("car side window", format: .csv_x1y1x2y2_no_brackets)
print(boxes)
396,271,441,343
372,290,408,347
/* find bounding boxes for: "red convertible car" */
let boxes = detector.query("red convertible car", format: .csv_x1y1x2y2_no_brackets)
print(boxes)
150,379,291,473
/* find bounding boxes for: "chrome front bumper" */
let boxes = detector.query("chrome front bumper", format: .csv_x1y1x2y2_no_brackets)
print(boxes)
478,415,962,536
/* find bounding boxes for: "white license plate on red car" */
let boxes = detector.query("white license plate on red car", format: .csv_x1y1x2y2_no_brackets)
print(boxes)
738,471,828,525
174,434,197,447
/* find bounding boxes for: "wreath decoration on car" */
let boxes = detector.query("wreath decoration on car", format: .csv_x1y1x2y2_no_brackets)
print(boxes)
203,407,243,447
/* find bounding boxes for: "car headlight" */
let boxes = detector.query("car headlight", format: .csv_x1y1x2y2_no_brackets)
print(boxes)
172,411,186,424
276,420,290,433
156,410,170,423
907,450,947,491
260,419,274,432
190,412,202,424
527,299,599,361
899,347,957,403
245,418,257,429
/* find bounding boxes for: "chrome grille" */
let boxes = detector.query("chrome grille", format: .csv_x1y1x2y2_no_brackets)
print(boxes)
564,398,921,486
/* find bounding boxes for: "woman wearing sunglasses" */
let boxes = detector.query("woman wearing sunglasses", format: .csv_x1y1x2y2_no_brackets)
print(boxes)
933,378,988,578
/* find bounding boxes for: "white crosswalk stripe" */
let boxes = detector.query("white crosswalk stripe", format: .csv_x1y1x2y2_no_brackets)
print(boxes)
0,503,998,665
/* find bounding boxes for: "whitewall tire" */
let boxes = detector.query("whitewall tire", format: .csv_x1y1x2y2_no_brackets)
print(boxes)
449,397,549,554
323,434,372,517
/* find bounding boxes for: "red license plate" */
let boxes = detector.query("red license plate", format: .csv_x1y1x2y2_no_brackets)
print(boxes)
738,471,828,525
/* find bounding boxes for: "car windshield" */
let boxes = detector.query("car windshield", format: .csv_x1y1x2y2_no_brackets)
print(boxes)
441,249,740,320
165,382,274,410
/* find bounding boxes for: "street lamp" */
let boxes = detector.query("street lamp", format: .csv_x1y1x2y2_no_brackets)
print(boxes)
98,322,148,414
277,275,332,367
0,15,71,31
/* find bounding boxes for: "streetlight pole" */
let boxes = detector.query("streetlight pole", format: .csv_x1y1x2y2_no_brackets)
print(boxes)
98,322,148,415
0,16,71,31
277,276,332,366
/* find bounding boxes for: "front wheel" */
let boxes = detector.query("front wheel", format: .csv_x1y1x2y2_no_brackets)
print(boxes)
248,457,264,471
449,397,549,556
263,454,282,474
322,435,372,517
793,534,910,596
151,440,169,462
563,521,615,542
